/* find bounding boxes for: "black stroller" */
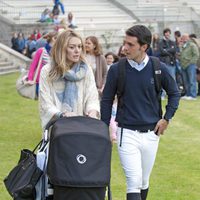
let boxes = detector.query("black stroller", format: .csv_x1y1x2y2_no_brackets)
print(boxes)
36,116,112,200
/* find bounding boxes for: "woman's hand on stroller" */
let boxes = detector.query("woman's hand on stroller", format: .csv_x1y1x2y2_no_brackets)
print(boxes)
87,110,99,119
62,111,77,117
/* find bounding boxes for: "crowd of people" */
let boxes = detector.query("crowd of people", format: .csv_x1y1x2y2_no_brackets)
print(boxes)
146,28,200,99
37,0,78,29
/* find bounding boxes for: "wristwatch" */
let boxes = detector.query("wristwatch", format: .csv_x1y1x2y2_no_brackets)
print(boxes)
163,116,170,123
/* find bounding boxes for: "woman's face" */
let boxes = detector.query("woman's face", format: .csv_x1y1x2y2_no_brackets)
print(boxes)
85,39,95,54
106,54,114,65
66,37,82,64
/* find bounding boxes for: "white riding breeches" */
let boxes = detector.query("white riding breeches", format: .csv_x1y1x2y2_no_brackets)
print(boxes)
117,127,160,193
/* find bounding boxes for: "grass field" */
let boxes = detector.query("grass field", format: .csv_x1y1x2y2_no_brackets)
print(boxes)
0,73,200,200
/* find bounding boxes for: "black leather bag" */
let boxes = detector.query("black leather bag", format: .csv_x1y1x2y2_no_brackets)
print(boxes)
4,141,43,200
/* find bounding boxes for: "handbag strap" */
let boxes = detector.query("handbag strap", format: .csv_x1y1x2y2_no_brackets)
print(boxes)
32,139,43,153
33,48,45,83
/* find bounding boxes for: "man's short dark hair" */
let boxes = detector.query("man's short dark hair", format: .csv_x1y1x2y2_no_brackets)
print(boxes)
189,33,197,39
163,28,171,35
126,25,152,48
174,30,181,37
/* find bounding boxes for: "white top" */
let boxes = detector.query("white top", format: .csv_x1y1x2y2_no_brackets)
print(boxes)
128,55,149,71
85,54,96,73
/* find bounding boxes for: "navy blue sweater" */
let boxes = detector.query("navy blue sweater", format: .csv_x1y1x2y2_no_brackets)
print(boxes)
101,58,180,130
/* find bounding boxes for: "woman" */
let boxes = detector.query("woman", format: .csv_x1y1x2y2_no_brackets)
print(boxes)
39,29,99,130
67,11,77,29
85,36,107,96
27,31,57,97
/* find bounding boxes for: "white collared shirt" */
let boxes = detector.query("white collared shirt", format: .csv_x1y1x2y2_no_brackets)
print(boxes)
128,55,149,71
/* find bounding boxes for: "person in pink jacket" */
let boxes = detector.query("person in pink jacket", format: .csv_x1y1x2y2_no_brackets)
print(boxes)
27,32,57,97
27,47,49,96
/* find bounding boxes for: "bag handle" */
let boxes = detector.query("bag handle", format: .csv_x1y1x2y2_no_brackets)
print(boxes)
32,139,43,153
33,48,45,83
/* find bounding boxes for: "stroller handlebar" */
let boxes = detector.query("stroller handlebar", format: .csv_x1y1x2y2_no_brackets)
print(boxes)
45,115,62,131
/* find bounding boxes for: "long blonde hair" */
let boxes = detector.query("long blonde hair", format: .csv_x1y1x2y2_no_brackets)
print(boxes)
49,29,86,81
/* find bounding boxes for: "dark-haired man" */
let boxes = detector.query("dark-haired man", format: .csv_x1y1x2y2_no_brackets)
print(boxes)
101,25,180,200
158,28,177,79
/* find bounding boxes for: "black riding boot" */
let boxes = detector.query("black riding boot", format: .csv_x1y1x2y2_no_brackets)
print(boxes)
127,193,142,200
141,188,149,200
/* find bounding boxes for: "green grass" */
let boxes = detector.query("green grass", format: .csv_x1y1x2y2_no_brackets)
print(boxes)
0,73,200,200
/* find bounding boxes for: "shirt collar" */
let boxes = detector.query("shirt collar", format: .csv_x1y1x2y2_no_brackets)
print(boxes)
127,55,149,71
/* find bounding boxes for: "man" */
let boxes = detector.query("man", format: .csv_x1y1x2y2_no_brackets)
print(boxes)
158,28,177,79
180,33,199,100
101,25,180,200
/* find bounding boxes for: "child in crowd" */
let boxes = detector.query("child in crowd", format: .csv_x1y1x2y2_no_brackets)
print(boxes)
110,97,117,142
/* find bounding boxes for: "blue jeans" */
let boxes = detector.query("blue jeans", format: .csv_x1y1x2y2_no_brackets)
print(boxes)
182,64,197,98
55,1,65,14
36,83,39,97
161,64,176,98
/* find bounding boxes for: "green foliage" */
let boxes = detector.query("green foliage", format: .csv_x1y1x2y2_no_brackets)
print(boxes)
0,73,200,200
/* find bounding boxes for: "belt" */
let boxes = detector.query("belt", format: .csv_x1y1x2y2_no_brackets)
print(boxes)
133,129,154,133
119,123,156,133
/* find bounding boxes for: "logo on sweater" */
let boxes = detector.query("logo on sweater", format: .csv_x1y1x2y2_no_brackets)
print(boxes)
76,154,87,164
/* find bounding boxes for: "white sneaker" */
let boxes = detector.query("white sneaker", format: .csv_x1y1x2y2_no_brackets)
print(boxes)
185,96,197,101
187,96,197,100
181,96,188,100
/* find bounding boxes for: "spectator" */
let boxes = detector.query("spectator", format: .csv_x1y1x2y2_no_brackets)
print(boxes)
118,45,126,58
35,31,48,50
158,28,176,79
189,33,200,96
34,29,42,40
17,32,26,55
197,67,200,96
26,34,37,58
105,51,119,70
152,33,160,57
180,33,199,100
55,18,68,32
44,31,57,54
85,36,107,97
27,31,58,98
67,11,77,29
174,30,182,68
53,0,65,15
38,8,51,22
11,32,18,51
53,14,60,25
174,30,182,53
52,4,60,17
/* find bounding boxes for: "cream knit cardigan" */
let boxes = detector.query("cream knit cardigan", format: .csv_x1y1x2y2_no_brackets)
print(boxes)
39,63,100,129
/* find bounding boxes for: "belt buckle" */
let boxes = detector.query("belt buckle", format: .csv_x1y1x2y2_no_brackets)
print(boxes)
138,129,151,133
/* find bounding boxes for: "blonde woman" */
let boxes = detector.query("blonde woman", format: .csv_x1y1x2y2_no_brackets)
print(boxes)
39,29,99,129
85,36,107,96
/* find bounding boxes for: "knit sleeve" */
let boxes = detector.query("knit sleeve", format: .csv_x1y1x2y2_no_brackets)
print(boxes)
39,64,61,129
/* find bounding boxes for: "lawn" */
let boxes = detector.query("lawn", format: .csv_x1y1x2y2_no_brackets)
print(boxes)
0,73,200,200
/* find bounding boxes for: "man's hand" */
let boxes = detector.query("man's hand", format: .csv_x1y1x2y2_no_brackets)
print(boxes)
154,118,169,136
